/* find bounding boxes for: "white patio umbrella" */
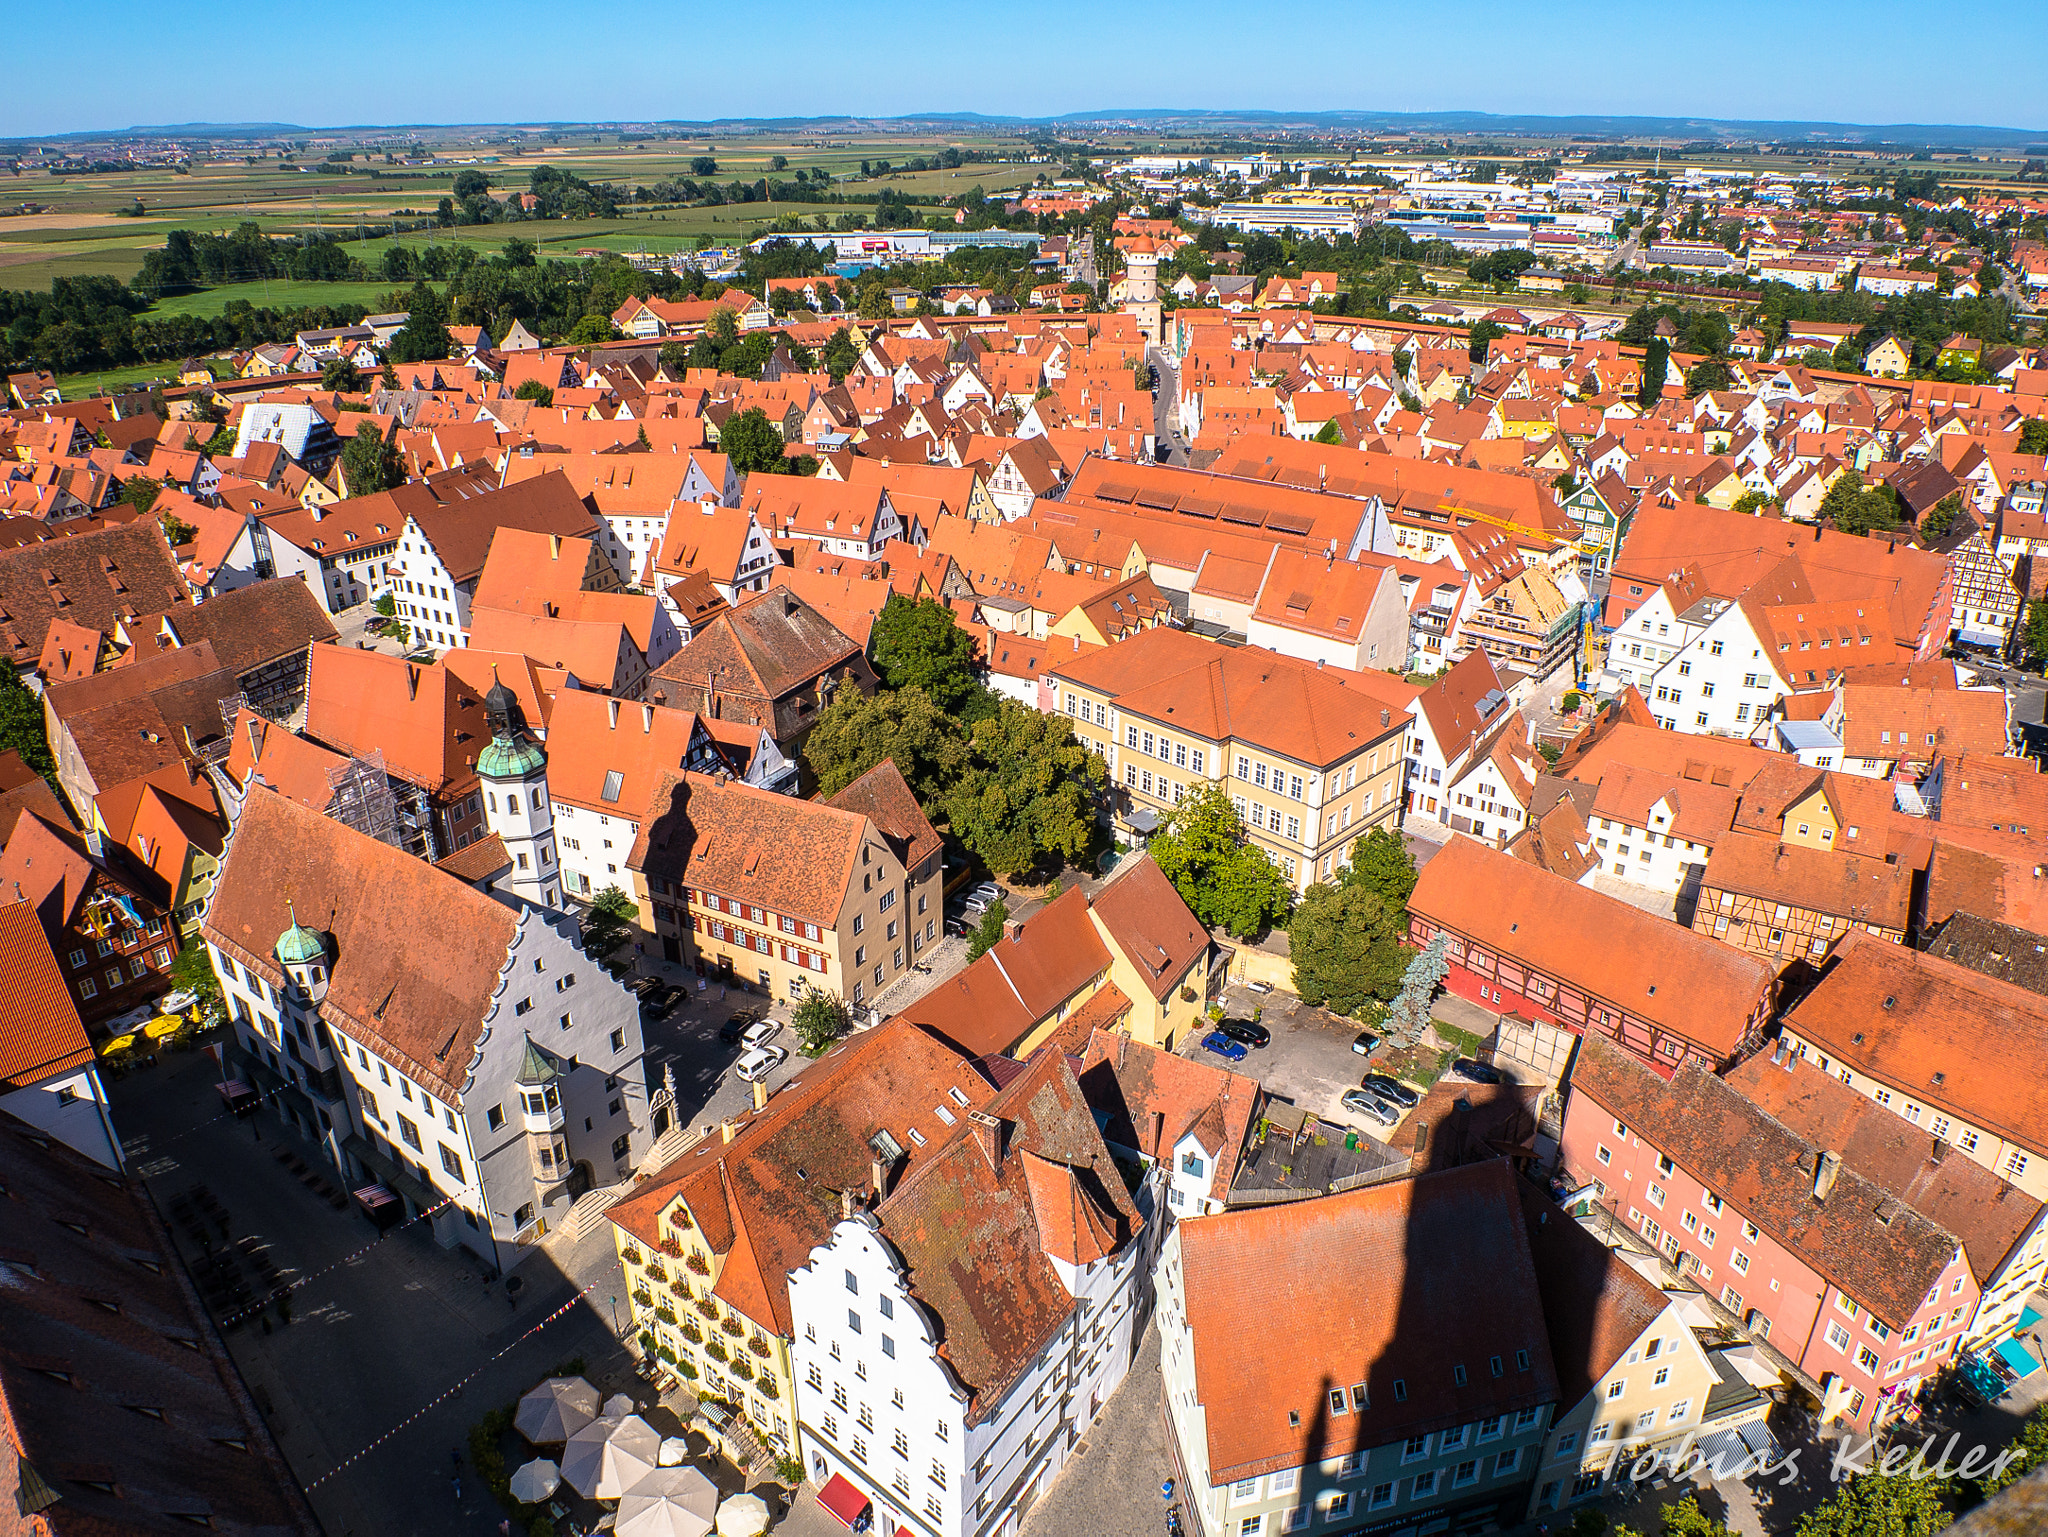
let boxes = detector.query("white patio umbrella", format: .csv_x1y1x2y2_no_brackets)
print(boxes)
516,1376,601,1443
617,1465,718,1537
508,1459,561,1505
657,1437,691,1467
583,1415,662,1500
715,1491,771,1537
560,1415,622,1498
603,1392,638,1419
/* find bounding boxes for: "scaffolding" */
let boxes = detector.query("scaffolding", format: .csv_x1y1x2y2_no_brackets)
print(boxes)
326,750,402,850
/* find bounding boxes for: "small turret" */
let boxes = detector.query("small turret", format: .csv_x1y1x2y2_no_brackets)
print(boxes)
274,902,331,1001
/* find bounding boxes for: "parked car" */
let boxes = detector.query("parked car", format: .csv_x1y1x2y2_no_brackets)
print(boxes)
1450,1058,1504,1085
1351,1031,1379,1056
1360,1073,1419,1108
1340,1088,1401,1128
627,974,664,999
644,984,687,1019
1216,1018,1270,1049
1245,979,1274,995
1200,1031,1249,1064
735,1044,788,1082
740,1019,782,1050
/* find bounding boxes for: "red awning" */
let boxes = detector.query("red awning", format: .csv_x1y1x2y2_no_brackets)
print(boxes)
816,1473,871,1531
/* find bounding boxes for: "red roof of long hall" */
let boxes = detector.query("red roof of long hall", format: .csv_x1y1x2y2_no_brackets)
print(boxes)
1410,837,1775,1061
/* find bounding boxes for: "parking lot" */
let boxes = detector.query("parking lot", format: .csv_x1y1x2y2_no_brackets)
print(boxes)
1182,981,1521,1147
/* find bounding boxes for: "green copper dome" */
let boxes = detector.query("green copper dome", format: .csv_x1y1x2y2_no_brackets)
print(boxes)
275,905,327,965
478,734,548,779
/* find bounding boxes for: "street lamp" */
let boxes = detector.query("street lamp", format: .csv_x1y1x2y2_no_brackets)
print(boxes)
609,1295,620,1334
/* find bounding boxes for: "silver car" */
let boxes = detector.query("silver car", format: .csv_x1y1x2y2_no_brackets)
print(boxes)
735,1044,788,1082
1340,1088,1400,1128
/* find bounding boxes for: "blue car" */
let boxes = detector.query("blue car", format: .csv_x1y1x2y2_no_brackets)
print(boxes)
1201,1031,1249,1063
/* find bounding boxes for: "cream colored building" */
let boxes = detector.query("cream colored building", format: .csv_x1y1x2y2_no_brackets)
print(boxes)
1047,628,1412,892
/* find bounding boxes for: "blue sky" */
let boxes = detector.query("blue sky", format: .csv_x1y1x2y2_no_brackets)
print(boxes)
6,1,2042,137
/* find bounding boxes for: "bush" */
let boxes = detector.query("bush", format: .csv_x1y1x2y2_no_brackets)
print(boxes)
639,1329,657,1353
469,1404,517,1511
1561,690,1583,712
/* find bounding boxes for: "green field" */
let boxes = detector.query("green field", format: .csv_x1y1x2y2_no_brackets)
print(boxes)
146,279,426,318
0,135,1047,291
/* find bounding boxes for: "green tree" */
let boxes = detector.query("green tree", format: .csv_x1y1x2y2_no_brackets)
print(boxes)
942,703,1104,879
1288,881,1408,1017
719,406,787,475
1733,489,1772,514
801,686,970,802
1793,1472,1949,1537
567,314,617,345
1983,1402,2048,1497
2020,418,2048,455
821,327,859,382
338,421,404,495
869,596,982,713
320,356,362,392
580,885,639,974
387,281,453,363
1148,784,1293,939
1312,419,1344,445
513,378,554,408
2023,598,2048,667
1614,1496,1733,1537
792,988,851,1054
707,305,740,351
1341,826,1418,915
0,663,55,784
168,942,223,1017
965,900,1009,962
658,341,690,377
1683,358,1733,397
1637,337,1670,408
857,284,894,321
119,475,162,515
1467,319,1505,363
1919,490,1964,543
1834,485,1902,538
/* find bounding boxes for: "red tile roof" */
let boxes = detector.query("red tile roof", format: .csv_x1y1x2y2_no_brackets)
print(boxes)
1783,929,2048,1159
1177,1163,1559,1482
0,899,92,1087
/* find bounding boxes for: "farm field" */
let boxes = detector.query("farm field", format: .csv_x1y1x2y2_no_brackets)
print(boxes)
0,135,1047,290
145,279,429,318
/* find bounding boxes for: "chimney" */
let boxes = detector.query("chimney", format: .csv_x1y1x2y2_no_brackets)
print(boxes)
870,1154,890,1200
752,1078,769,1112
720,1118,737,1145
1814,1150,1843,1203
840,1185,857,1220
967,1110,1006,1170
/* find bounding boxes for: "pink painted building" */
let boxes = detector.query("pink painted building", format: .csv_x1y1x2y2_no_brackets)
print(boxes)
1561,1037,1977,1432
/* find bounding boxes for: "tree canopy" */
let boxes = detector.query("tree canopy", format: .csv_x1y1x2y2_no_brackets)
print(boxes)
1637,337,1670,408
1792,1471,1950,1537
719,407,787,476
1287,881,1409,1018
869,596,982,714
802,686,971,803
942,704,1105,879
338,421,404,495
1341,826,1418,915
1147,784,1294,939
0,663,55,785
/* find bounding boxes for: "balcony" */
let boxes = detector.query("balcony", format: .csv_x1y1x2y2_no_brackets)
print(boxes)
519,1084,564,1135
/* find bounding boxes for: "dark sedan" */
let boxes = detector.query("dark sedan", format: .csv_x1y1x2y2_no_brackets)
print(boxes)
1360,1073,1419,1108
1450,1058,1504,1085
1216,1018,1271,1049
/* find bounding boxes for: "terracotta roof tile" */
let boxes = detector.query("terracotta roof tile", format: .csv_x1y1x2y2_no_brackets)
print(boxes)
0,900,92,1087
1570,1035,1959,1329
1178,1163,1559,1482
629,770,865,930
1784,929,2048,1160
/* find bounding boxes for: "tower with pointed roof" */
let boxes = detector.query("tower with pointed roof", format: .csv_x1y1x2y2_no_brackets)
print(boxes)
275,903,331,1004
477,670,562,911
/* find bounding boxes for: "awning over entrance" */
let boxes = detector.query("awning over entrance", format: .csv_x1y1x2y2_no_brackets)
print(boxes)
1127,807,1160,835
215,1079,258,1111
341,1134,438,1215
816,1472,872,1532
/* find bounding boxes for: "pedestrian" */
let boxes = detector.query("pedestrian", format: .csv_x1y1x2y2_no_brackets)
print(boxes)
500,1522,513,1537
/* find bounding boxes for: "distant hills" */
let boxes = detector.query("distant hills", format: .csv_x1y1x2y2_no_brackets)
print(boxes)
16,108,2047,150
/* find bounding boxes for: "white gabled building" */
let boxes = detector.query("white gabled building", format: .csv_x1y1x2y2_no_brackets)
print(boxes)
201,787,652,1272
787,1052,1146,1537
